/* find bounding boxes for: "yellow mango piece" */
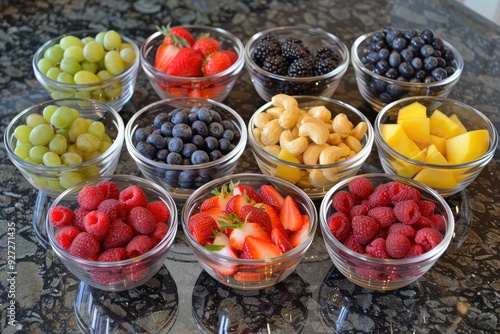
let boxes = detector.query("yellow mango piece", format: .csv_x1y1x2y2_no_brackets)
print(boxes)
276,149,302,184
395,147,428,178
397,102,427,120
425,144,448,165
380,124,421,158
449,114,468,133
445,129,490,164
429,109,465,138
430,135,447,155
397,117,432,145
414,168,458,189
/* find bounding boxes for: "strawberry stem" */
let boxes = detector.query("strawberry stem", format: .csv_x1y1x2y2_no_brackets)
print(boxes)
156,23,190,48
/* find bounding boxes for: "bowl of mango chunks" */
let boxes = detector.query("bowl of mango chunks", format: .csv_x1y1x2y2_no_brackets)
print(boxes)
374,96,498,197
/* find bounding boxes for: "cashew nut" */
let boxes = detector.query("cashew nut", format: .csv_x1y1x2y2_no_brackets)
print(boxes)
263,145,281,157
265,106,284,118
252,128,263,146
332,113,352,138
345,135,362,153
254,112,274,129
350,121,368,141
303,143,330,165
337,142,352,157
298,122,329,145
307,105,332,122
319,145,344,164
280,130,308,156
279,107,300,129
309,170,332,188
272,94,298,110
261,119,282,146
327,132,342,146
322,167,341,182
300,115,328,127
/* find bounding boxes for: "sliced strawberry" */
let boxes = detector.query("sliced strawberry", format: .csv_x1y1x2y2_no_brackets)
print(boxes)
206,233,239,276
200,183,233,212
233,184,263,204
202,51,233,76
199,207,227,229
154,43,181,73
192,35,220,57
225,194,252,216
220,50,238,63
166,47,204,77
233,271,266,282
256,203,287,237
239,205,272,236
279,195,303,232
187,212,219,246
288,215,311,247
271,228,293,254
157,24,195,47
240,235,281,260
228,222,270,251
260,185,285,212
188,85,224,99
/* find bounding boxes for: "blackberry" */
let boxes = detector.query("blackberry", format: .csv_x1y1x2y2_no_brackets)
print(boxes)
261,54,289,75
281,38,310,60
252,34,281,66
314,47,342,75
287,57,314,77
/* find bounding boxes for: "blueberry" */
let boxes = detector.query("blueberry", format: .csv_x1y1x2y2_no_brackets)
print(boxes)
400,48,413,62
410,36,425,51
431,67,448,81
436,57,446,68
420,29,434,44
398,62,415,78
420,45,434,58
168,137,184,153
171,111,189,125
222,129,234,141
191,134,205,149
221,120,235,131
411,57,423,70
205,137,218,151
386,83,403,97
218,138,232,154
378,48,390,60
160,121,174,137
403,29,418,40
442,49,455,62
172,123,193,142
366,52,379,64
415,70,427,81
181,143,197,158
388,51,401,68
391,37,407,51
156,149,169,162
197,107,212,124
146,133,166,150
178,170,196,188
424,75,436,83
192,120,209,137
370,78,388,93
136,141,156,160
191,150,210,164
208,122,224,139
445,66,456,76
209,109,222,123
379,92,393,103
135,127,151,142
209,150,222,161
194,173,212,187
384,27,402,44
166,152,183,165
154,113,170,129
187,112,198,124
370,32,385,43
385,68,399,79
152,129,162,136
373,66,385,76
423,56,438,71
164,170,180,186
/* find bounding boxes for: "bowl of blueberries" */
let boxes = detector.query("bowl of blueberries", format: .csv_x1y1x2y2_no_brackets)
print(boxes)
351,27,464,112
124,97,247,202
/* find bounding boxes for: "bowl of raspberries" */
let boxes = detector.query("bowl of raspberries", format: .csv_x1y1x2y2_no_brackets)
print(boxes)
124,97,247,202
319,173,454,290
351,27,464,112
140,24,245,102
46,174,178,291
244,26,350,101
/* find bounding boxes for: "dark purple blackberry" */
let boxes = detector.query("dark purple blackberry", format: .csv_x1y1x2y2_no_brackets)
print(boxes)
314,47,342,75
287,57,314,77
281,38,311,60
252,34,281,66
261,54,289,75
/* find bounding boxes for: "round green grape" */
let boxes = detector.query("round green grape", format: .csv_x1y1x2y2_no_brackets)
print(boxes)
103,30,121,51
95,31,106,45
88,121,105,140
14,125,33,143
63,45,85,63
38,58,54,75
104,83,123,98
56,128,70,142
60,152,83,165
50,106,74,129
44,45,64,64
26,114,48,127
74,70,101,85
67,144,84,156
29,124,54,146
60,58,82,75
60,35,84,50
59,171,85,189
75,91,92,99
81,60,99,74
47,179,65,191
49,134,68,155
29,145,50,163
83,40,105,63
43,105,58,123
42,151,62,166
120,48,136,64
56,72,76,85
14,143,33,159
76,133,101,152
46,67,62,81
81,36,95,44
104,50,124,75
68,117,89,142
97,70,113,82
83,150,101,161
98,140,112,153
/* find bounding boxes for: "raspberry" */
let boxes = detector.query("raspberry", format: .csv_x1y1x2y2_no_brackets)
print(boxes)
367,206,396,228
415,227,443,251
348,177,373,200
127,206,156,235
368,186,392,207
97,199,127,223
68,232,101,260
103,220,134,250
331,190,356,214
83,210,111,239
151,222,169,245
351,215,379,244
49,205,74,228
417,200,436,217
349,204,370,219
385,232,411,259
97,181,120,200
404,244,424,258
126,235,154,258
119,185,148,212
98,247,128,262
387,182,422,204
413,216,433,230
327,212,351,241
388,222,416,240
343,234,364,254
146,200,171,223
54,226,81,250
72,207,89,230
365,238,390,258
77,185,105,211
429,214,446,232
393,200,421,225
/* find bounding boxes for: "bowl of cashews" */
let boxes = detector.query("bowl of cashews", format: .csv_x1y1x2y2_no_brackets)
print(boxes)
248,94,374,200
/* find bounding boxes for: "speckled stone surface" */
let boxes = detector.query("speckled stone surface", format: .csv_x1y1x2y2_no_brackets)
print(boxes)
0,0,499,333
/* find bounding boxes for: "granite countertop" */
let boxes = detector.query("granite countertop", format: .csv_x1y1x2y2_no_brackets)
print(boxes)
1,0,499,333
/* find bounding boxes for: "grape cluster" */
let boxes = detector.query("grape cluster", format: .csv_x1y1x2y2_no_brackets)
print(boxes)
134,106,241,189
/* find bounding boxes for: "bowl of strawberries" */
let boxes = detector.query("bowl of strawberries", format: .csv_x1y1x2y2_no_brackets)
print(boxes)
182,173,318,290
140,24,245,102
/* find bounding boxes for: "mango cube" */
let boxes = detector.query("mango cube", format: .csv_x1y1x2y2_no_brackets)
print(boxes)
276,149,302,184
424,144,449,165
430,135,447,155
394,147,427,178
414,168,458,189
445,129,489,164
397,102,427,120
429,109,466,138
380,124,421,158
397,117,432,145
449,114,468,133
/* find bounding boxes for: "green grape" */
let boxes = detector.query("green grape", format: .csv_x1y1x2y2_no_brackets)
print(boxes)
104,82,123,98
90,89,106,102
98,140,112,153
83,40,105,63
67,144,84,157
44,45,64,64
42,105,58,122
120,47,136,64
37,58,54,75
102,133,112,143
56,128,70,141
70,107,80,120
59,171,85,189
42,151,61,166
81,60,99,74
120,43,134,51
74,70,101,85
29,124,54,146
75,91,92,99
60,58,82,75
46,67,62,81
33,175,49,187
60,152,83,165
81,36,95,44
48,134,68,155
14,125,33,143
50,106,74,129
104,50,124,75
95,31,106,45
88,121,105,140
56,72,76,84
97,70,113,82
59,35,84,50
103,30,121,51
26,113,48,127
83,150,101,161
29,145,50,163
24,157,39,165
68,117,89,142
63,45,85,63
47,179,65,191
83,165,101,178
76,133,101,152
14,143,33,159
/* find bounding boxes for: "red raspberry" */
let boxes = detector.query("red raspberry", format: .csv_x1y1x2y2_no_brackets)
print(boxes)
415,227,443,251
68,232,101,260
83,210,111,239
429,214,446,233
348,177,373,200
146,200,171,223
54,226,81,250
368,186,392,207
49,205,74,228
343,234,364,254
417,200,436,217
376,228,389,239
97,181,120,200
98,247,128,262
393,200,421,225
77,185,105,211
103,220,134,250
404,243,424,258
388,222,416,240
413,216,433,230
386,232,411,259
126,235,154,258
365,238,390,258
151,222,169,245
327,212,351,241
127,206,156,235
119,185,148,212
387,182,422,204
349,204,371,218
351,215,379,244
331,190,356,214
97,199,127,223
72,207,89,230
367,206,396,228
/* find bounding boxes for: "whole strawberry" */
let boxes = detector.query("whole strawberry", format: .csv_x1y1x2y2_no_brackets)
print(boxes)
166,47,205,77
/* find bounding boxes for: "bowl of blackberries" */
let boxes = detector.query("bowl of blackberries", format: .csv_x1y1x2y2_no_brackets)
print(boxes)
125,97,247,202
244,26,350,101
351,27,464,112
